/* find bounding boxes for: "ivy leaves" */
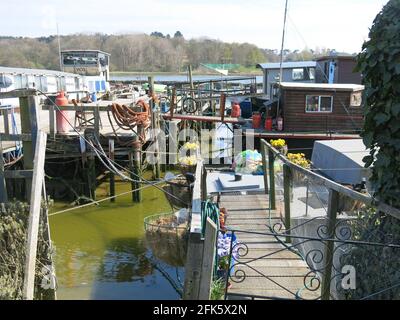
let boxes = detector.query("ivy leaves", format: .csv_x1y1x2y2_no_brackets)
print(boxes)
357,0,400,205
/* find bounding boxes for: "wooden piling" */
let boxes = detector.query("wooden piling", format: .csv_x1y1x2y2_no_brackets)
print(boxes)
130,135,142,203
23,131,47,300
19,94,40,201
109,139,115,202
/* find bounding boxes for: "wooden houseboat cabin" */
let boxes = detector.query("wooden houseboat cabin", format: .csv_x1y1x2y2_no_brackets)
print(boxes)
277,82,364,133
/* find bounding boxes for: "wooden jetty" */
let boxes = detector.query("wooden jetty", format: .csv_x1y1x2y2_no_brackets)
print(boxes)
220,194,320,300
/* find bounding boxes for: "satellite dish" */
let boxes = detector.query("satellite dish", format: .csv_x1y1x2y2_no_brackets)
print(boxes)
0,75,13,89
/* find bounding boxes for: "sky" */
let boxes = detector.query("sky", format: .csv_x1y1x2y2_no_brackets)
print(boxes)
0,0,390,53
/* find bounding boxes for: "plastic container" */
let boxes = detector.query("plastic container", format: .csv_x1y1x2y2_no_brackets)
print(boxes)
240,100,252,119
265,117,273,131
252,112,261,129
55,91,69,133
91,92,97,102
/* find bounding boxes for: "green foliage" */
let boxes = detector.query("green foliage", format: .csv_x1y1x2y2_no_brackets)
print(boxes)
210,278,225,300
0,201,54,300
340,207,400,299
357,0,400,206
344,0,400,300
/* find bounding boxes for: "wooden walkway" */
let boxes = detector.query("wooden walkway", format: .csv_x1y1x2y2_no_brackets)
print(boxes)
219,194,320,300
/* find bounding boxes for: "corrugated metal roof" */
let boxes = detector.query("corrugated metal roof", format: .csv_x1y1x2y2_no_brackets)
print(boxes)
0,66,80,77
279,82,364,91
257,61,316,70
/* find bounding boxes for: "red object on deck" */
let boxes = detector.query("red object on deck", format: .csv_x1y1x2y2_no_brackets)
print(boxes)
265,117,273,131
55,91,69,133
252,112,261,129
231,102,241,118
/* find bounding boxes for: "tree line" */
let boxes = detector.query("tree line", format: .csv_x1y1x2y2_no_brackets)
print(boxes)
0,32,341,73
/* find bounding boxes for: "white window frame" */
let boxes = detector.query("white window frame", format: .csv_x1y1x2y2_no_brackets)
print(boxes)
305,95,333,113
292,68,305,81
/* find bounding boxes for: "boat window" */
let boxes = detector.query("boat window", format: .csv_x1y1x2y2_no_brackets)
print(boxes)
308,68,315,80
292,68,304,81
306,95,333,112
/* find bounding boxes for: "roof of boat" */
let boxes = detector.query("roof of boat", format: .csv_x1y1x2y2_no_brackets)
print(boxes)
257,61,316,70
61,49,110,55
0,66,80,77
279,82,364,91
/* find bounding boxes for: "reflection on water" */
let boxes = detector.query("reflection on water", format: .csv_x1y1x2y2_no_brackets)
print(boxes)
50,179,184,300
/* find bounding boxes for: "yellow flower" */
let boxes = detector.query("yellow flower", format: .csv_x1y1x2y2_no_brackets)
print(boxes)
270,139,286,148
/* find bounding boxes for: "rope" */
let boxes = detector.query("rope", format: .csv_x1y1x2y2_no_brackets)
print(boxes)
48,179,165,217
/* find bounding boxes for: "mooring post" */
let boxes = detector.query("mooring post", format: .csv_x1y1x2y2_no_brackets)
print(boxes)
321,189,340,300
19,94,40,200
88,154,96,201
109,139,115,202
131,135,142,203
268,149,276,210
283,163,292,243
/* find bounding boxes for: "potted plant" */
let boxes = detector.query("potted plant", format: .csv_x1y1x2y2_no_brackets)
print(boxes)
178,141,200,175
270,139,288,155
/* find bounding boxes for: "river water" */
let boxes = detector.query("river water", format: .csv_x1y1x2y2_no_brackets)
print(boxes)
111,74,263,84
49,177,184,300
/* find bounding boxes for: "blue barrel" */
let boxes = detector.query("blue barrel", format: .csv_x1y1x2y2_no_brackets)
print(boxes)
239,100,252,119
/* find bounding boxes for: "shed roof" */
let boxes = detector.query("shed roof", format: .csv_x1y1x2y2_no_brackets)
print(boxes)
279,82,364,91
257,61,316,70
0,66,80,78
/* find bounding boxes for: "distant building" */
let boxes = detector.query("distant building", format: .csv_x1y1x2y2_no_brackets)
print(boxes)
256,61,317,98
315,55,362,84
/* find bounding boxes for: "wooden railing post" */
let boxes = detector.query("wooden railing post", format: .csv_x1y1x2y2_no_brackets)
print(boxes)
183,160,204,300
261,141,269,195
199,217,217,300
23,131,47,300
283,163,292,243
321,189,340,300
268,149,276,210
0,139,7,203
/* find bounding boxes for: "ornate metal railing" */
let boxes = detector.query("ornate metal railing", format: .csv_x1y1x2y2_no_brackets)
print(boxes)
215,140,400,300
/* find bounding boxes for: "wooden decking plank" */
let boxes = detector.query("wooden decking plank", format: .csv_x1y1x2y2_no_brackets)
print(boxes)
220,193,321,300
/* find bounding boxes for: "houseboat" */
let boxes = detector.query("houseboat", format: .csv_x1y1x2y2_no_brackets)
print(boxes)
0,66,83,107
61,49,111,94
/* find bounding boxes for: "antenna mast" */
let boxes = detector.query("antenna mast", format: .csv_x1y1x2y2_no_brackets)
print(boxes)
57,23,63,71
276,0,289,120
